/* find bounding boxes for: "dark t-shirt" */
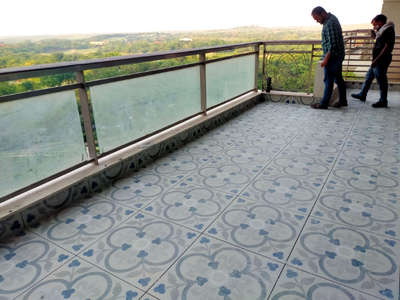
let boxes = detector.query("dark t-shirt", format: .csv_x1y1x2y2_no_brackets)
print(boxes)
373,26,395,60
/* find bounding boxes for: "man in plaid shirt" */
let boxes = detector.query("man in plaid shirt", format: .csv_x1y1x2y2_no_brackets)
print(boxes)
311,6,347,109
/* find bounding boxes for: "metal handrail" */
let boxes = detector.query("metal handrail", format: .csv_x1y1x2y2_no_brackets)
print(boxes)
0,41,262,82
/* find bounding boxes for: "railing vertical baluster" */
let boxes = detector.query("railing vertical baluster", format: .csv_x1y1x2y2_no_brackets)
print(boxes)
346,37,353,80
254,44,260,91
76,71,98,164
262,43,267,91
199,53,207,114
309,43,315,87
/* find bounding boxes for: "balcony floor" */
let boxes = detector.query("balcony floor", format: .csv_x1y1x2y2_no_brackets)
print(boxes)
2,89,400,300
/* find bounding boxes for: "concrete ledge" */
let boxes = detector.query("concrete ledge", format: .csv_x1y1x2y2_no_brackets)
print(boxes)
264,90,317,105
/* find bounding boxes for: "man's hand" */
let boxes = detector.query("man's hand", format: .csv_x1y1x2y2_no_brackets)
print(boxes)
371,60,377,67
320,52,331,67
320,57,329,67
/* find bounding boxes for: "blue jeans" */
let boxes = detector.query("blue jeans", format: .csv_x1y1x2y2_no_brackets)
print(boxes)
360,55,392,102
320,57,347,107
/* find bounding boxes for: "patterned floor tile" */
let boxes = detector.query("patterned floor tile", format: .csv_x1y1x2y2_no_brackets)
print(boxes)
269,154,333,177
183,160,263,196
289,218,399,299
100,171,181,210
242,166,324,214
313,190,400,240
79,212,198,290
0,231,72,299
283,138,344,158
182,137,230,165
207,196,306,261
148,236,283,300
330,163,399,193
144,184,234,231
29,195,136,254
16,258,144,300
340,144,400,167
270,266,379,300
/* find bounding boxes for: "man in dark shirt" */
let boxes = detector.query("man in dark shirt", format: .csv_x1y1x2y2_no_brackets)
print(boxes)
352,14,396,108
311,6,347,109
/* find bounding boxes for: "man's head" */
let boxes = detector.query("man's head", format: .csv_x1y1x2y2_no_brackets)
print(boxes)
312,6,328,24
371,14,387,30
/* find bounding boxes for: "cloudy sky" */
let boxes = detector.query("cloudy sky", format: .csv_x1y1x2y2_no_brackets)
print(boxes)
0,0,382,36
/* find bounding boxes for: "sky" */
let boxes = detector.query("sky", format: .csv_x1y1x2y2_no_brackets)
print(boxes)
0,0,382,37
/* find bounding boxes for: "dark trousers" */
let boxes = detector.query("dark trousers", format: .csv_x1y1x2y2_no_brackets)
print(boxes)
320,57,347,107
360,55,392,103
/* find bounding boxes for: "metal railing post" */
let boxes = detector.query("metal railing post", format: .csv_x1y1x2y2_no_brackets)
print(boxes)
345,37,353,80
254,44,260,91
76,71,98,164
262,43,267,91
199,53,207,114
309,43,315,86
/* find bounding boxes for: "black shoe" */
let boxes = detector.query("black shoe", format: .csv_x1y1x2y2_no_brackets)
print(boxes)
340,100,348,107
311,103,328,109
372,101,388,108
332,102,342,108
351,93,366,102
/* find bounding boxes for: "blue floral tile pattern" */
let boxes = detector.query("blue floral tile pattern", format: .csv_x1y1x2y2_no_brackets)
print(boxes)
0,231,71,299
223,146,276,166
185,161,262,195
147,151,199,176
149,236,283,300
208,196,305,261
341,144,400,167
332,165,398,192
80,212,197,289
270,266,378,300
17,259,144,300
29,196,136,254
144,185,234,231
183,137,228,165
101,172,177,209
271,155,331,177
0,214,24,241
313,191,400,239
285,138,344,157
242,167,323,214
21,182,89,229
289,218,400,299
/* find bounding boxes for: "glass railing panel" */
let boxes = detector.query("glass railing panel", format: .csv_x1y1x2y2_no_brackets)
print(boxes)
0,91,87,198
206,54,256,108
90,66,201,153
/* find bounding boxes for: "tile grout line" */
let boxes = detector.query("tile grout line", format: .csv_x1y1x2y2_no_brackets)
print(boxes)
200,133,301,235
267,104,365,299
283,104,364,259
280,264,386,300
138,128,301,296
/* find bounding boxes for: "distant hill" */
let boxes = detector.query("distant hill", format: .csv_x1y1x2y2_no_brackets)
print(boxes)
0,24,370,44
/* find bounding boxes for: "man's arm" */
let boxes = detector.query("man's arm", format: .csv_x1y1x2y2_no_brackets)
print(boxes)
321,51,331,67
372,43,388,67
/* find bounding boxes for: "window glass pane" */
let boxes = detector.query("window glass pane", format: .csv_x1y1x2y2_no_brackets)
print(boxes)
0,91,87,198
206,54,256,108
90,67,201,153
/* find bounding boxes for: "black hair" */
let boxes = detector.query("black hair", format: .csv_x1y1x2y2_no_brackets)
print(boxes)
312,6,327,16
372,14,387,24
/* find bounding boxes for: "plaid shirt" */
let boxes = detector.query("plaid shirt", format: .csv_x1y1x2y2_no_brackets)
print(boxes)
321,13,345,60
